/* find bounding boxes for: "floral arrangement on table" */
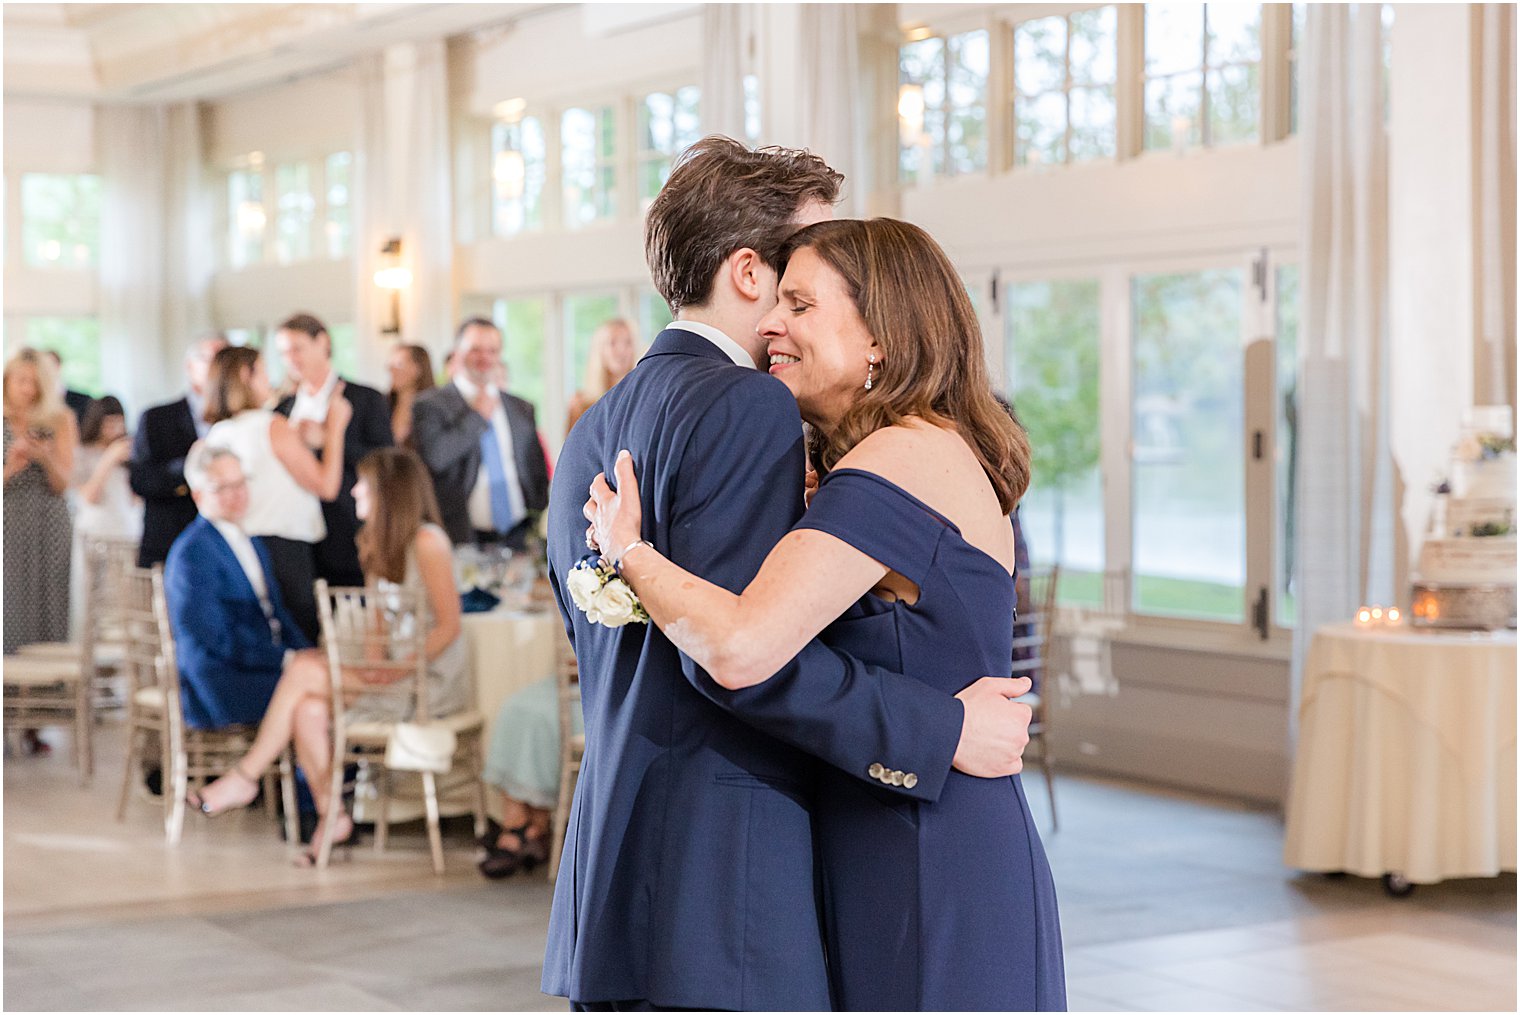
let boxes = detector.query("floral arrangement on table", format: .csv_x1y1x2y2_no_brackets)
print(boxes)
567,554,649,628
1456,432,1517,461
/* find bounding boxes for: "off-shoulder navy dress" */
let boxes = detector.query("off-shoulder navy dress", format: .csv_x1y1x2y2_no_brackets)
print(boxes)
796,469,1067,1012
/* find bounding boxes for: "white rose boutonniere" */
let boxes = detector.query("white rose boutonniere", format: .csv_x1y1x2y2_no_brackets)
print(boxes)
566,554,650,629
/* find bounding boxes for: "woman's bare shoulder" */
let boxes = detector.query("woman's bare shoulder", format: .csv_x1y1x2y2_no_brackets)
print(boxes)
835,418,960,488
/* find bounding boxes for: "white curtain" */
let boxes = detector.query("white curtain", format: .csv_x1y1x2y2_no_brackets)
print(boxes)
701,5,750,143
1476,4,1517,413
798,5,864,215
352,53,391,375
162,102,214,370
98,105,168,415
1293,5,1396,702
396,40,455,356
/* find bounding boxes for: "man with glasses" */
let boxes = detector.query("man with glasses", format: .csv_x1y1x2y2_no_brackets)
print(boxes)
163,443,313,733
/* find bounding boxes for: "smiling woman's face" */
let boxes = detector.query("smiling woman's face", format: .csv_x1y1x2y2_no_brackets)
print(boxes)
756,246,879,431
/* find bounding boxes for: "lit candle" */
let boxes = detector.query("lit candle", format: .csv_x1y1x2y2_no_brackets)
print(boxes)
1357,607,1373,624
1386,607,1401,624
1370,606,1384,621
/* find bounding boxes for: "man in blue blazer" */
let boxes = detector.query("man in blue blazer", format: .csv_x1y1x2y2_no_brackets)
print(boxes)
543,137,1034,1011
164,443,311,730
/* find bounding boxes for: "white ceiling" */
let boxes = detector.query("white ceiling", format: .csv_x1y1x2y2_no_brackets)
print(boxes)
2,3,548,104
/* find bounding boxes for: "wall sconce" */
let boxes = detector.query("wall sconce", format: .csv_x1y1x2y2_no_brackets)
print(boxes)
897,83,926,147
373,237,412,335
494,149,526,201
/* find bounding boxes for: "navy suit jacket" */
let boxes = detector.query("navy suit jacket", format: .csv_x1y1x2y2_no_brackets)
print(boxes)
542,329,964,1010
129,397,200,567
164,516,310,730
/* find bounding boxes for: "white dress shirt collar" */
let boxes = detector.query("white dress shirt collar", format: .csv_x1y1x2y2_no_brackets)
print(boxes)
452,373,500,404
289,367,340,424
666,320,756,370
186,390,211,438
208,518,271,609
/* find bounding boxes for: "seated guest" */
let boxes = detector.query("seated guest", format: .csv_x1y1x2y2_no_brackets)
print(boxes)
191,447,471,865
204,345,350,643
477,676,584,878
412,318,549,551
164,443,312,731
130,333,228,567
387,343,437,448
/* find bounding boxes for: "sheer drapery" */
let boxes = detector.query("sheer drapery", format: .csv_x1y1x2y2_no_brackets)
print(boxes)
798,4,864,216
1293,5,1396,702
1476,4,1517,413
701,5,751,143
163,103,215,372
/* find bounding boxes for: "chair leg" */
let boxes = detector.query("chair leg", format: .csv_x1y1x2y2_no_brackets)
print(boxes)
278,751,301,855
375,767,390,854
78,692,94,786
422,770,445,875
115,708,138,822
166,750,188,846
548,763,574,882
471,738,488,840
316,751,346,870
1041,750,1058,834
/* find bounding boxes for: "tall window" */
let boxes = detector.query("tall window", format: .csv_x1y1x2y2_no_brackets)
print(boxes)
325,152,352,258
1014,8,1118,168
1131,268,1245,621
494,297,548,415
493,116,547,236
1143,4,1262,151
562,106,617,228
899,29,990,184
21,174,101,268
274,163,314,264
26,317,102,395
638,290,673,346
743,74,763,144
1006,279,1104,605
228,167,265,268
563,292,621,395
637,86,702,207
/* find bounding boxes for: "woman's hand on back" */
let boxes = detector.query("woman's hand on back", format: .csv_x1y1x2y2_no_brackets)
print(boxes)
585,450,644,567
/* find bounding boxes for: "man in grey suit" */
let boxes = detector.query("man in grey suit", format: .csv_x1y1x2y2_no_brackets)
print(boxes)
412,318,550,549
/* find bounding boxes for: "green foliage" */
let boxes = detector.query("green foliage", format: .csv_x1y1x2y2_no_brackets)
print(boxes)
495,298,548,414
23,317,103,396
1006,279,1102,494
22,174,101,268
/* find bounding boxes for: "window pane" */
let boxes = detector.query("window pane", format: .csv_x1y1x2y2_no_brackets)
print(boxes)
328,322,359,381
22,174,102,268
26,317,102,396
1131,269,1245,621
1289,3,1305,134
743,74,762,144
1207,61,1260,146
494,297,548,416
640,92,675,153
274,163,314,264
325,152,352,258
947,30,990,174
1275,264,1300,627
638,159,669,204
899,37,945,184
674,85,702,150
1146,3,1205,76
638,290,672,348
1207,3,1261,64
1145,72,1204,150
1016,91,1066,167
563,293,620,397
1070,86,1117,161
562,107,615,228
1006,279,1104,605
1070,7,1118,85
228,168,265,268
1015,17,1067,95
493,116,547,237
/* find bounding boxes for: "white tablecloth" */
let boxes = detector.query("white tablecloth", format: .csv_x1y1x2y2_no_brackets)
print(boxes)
463,608,564,741
1283,621,1517,883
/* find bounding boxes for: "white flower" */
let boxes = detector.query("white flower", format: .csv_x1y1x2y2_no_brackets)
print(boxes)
566,564,603,612
591,580,640,628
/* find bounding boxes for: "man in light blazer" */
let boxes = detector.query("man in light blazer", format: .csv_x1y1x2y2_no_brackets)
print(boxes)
542,136,1034,1011
412,319,550,551
163,444,310,730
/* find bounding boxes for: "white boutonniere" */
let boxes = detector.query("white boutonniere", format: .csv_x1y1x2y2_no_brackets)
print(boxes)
567,554,649,628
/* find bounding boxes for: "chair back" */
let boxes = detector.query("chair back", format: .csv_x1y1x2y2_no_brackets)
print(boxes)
555,627,580,750
118,566,165,700
315,580,431,736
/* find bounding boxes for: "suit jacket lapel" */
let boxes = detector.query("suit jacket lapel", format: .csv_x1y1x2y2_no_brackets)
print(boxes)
201,519,261,604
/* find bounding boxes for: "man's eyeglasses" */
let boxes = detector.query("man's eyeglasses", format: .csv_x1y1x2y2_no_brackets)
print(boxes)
209,478,248,496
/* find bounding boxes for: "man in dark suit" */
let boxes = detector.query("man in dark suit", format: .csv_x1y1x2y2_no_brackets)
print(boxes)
42,349,92,425
542,137,1033,1011
412,319,550,551
129,333,228,567
164,443,311,730
272,313,393,586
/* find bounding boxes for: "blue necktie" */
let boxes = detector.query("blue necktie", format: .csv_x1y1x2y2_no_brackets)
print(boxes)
479,427,517,533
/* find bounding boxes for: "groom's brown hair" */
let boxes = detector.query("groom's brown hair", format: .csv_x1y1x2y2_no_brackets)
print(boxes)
645,135,843,315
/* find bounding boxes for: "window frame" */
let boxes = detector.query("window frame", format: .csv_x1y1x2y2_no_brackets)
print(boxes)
1007,6,1122,170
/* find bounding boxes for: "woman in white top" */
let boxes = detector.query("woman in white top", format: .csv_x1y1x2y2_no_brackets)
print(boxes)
203,345,351,643
68,396,142,634
190,447,468,865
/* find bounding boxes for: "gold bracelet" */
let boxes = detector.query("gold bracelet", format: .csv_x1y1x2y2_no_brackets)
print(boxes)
615,539,654,572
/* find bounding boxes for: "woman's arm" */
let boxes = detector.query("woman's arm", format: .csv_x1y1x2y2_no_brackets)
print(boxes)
269,393,351,501
35,414,77,495
78,438,131,505
589,452,888,690
415,525,462,661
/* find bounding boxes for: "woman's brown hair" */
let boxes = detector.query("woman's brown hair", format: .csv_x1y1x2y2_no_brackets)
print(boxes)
387,343,437,412
355,447,444,584
783,218,1032,513
203,346,263,424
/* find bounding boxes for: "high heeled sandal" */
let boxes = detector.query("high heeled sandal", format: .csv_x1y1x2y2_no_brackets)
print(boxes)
479,823,549,879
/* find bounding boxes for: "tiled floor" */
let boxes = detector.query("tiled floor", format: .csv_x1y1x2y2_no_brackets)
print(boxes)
5,720,1515,1011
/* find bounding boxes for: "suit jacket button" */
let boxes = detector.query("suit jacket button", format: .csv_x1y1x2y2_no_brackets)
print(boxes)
889,770,905,786
902,772,918,789
868,763,884,780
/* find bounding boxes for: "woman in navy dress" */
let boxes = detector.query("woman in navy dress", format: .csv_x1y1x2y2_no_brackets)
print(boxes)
585,218,1065,1011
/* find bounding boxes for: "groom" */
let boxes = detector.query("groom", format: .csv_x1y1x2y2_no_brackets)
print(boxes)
543,136,1034,1011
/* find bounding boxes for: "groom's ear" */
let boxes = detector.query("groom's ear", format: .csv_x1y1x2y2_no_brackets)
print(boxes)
726,248,765,303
